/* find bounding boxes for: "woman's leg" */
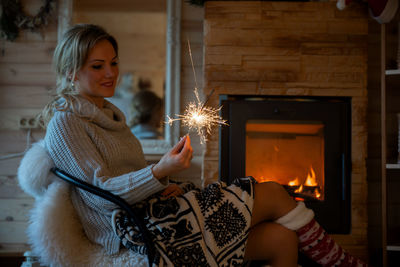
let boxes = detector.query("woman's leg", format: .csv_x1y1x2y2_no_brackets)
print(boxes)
251,181,368,266
250,181,297,227
244,222,298,267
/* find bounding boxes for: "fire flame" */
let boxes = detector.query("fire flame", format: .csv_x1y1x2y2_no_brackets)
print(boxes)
305,167,317,186
286,166,322,199
288,177,300,186
256,167,322,200
295,185,303,194
315,188,321,198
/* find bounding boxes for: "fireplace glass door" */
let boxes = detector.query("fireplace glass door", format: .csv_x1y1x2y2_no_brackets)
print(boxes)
245,120,325,201
219,96,351,234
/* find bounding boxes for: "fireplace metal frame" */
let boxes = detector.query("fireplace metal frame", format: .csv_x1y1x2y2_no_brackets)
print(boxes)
219,95,351,234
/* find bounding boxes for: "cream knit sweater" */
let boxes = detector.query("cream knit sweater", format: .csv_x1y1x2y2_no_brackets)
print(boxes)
44,96,168,254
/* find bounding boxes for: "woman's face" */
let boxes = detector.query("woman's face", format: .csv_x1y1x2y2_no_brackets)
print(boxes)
75,39,119,107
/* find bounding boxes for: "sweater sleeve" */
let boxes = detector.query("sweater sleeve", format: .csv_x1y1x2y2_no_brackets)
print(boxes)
45,112,168,212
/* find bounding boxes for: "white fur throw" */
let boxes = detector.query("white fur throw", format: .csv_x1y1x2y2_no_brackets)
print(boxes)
18,140,55,198
28,181,147,267
19,141,147,266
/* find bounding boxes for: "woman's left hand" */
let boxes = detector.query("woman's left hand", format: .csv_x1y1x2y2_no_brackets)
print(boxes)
161,184,184,198
152,135,193,179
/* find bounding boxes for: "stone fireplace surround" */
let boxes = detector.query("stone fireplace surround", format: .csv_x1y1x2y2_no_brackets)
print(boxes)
202,1,368,260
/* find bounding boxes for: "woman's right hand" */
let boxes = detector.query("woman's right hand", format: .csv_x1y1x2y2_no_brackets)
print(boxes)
152,135,193,179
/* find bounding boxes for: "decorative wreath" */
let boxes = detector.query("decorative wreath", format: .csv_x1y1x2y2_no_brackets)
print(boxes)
0,0,55,41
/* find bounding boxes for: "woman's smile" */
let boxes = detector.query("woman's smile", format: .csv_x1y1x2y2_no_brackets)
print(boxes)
101,81,115,87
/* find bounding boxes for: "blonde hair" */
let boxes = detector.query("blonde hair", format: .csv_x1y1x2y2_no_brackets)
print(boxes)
39,24,118,128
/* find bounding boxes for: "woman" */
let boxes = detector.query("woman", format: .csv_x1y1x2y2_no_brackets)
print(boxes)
41,24,367,266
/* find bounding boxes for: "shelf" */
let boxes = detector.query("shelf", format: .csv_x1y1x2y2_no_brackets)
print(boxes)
386,69,400,75
387,245,400,252
386,163,400,169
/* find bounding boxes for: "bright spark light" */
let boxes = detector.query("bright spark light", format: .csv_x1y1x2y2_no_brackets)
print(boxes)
167,87,228,144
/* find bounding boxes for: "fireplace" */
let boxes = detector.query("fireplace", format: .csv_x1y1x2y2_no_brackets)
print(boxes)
219,95,351,234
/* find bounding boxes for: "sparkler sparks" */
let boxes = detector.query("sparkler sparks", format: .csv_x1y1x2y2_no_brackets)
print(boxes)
167,40,228,144
167,88,228,144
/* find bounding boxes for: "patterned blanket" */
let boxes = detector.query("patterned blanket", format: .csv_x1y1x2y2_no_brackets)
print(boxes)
112,177,257,267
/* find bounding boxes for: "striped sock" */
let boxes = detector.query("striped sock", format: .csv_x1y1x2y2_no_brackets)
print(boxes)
275,202,368,266
297,219,368,267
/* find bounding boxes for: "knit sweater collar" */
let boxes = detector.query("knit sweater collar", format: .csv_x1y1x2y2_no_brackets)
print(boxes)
69,96,127,130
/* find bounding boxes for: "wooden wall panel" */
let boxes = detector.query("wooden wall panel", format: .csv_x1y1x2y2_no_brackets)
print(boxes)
0,42,55,64
0,0,56,256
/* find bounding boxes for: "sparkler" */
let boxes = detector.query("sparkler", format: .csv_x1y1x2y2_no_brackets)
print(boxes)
167,40,228,144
